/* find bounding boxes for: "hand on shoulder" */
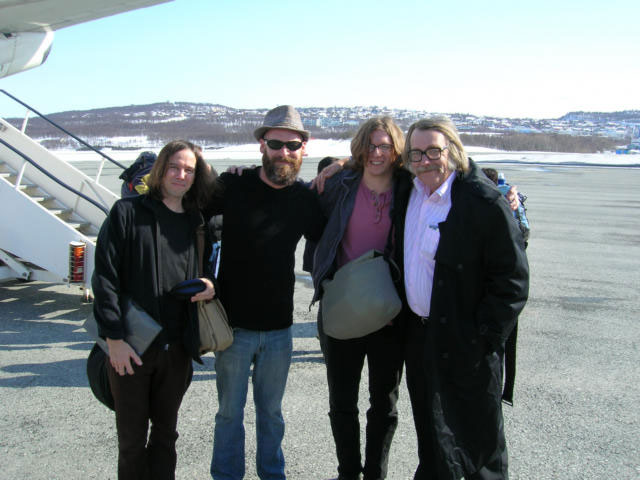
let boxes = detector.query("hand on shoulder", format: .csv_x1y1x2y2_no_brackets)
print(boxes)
311,158,347,193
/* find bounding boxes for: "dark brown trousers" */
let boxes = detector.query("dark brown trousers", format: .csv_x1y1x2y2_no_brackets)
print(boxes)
107,342,192,480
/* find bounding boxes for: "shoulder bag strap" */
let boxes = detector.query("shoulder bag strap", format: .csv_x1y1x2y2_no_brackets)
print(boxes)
196,225,205,278
383,223,401,283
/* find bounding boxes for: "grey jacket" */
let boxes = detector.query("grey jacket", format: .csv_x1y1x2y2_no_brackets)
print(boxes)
311,167,413,304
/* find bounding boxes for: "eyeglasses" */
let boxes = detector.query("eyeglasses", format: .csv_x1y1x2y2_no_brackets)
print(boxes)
264,139,303,151
408,146,448,163
368,143,393,153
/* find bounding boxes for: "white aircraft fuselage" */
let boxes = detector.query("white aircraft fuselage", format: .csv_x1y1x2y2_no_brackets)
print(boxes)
0,0,172,78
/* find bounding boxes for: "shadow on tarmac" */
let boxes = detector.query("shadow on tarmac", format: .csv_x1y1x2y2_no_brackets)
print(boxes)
0,280,325,388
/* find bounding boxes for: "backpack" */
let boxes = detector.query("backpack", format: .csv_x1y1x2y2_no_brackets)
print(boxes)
119,151,157,198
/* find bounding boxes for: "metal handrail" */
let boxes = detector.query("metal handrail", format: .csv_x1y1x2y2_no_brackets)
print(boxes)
0,137,109,215
0,89,126,170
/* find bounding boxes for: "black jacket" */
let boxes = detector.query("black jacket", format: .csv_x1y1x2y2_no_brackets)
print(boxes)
92,195,211,363
204,170,325,330
397,159,529,478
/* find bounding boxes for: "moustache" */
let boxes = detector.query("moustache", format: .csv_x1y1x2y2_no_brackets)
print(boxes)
414,165,444,174
269,156,297,165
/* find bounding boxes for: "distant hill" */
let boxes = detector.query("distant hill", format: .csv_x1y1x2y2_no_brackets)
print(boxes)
4,102,638,152
559,110,640,123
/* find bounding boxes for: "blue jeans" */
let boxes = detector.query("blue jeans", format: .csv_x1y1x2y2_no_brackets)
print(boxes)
211,327,292,480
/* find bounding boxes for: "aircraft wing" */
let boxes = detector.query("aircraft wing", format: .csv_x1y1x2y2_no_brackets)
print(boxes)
0,0,173,34
0,0,173,78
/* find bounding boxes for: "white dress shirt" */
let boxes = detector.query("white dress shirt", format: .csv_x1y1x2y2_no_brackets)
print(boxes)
403,173,456,317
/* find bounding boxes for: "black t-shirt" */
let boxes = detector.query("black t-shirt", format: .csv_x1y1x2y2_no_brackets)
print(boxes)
205,169,325,330
156,202,192,342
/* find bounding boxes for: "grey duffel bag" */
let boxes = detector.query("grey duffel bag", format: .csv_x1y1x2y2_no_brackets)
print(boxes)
321,249,401,340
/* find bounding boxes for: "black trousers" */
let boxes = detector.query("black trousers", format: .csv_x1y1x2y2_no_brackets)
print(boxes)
405,312,509,480
107,342,192,480
319,314,404,480
404,312,439,480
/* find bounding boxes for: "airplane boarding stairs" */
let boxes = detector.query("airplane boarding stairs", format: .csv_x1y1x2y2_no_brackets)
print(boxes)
0,117,119,299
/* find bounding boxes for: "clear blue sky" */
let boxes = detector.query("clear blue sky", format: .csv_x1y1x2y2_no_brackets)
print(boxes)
1,0,639,119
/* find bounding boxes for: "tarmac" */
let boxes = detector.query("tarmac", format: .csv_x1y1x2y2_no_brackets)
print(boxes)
1,163,639,479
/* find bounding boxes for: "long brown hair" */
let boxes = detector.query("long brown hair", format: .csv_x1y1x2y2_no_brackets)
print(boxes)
348,116,405,171
145,140,214,210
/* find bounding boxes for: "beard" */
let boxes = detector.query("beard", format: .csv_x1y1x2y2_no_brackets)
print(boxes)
262,152,301,186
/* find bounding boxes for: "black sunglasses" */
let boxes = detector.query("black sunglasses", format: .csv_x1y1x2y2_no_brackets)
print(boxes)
264,139,303,151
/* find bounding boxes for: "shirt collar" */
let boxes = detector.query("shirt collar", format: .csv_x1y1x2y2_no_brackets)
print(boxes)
413,170,456,201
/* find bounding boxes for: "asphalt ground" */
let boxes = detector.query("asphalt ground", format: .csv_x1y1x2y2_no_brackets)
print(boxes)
1,163,639,479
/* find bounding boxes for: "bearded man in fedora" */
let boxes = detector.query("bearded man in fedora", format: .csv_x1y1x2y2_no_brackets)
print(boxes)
205,105,325,480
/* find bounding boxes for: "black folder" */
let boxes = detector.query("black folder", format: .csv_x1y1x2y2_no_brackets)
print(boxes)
84,296,162,356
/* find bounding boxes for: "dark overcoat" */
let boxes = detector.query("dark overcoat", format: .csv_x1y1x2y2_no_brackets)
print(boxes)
92,194,211,363
398,159,529,479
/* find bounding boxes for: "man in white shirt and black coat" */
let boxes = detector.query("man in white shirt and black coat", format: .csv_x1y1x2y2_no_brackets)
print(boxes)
398,117,529,480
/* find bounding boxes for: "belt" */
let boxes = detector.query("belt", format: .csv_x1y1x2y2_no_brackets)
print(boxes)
410,310,429,325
